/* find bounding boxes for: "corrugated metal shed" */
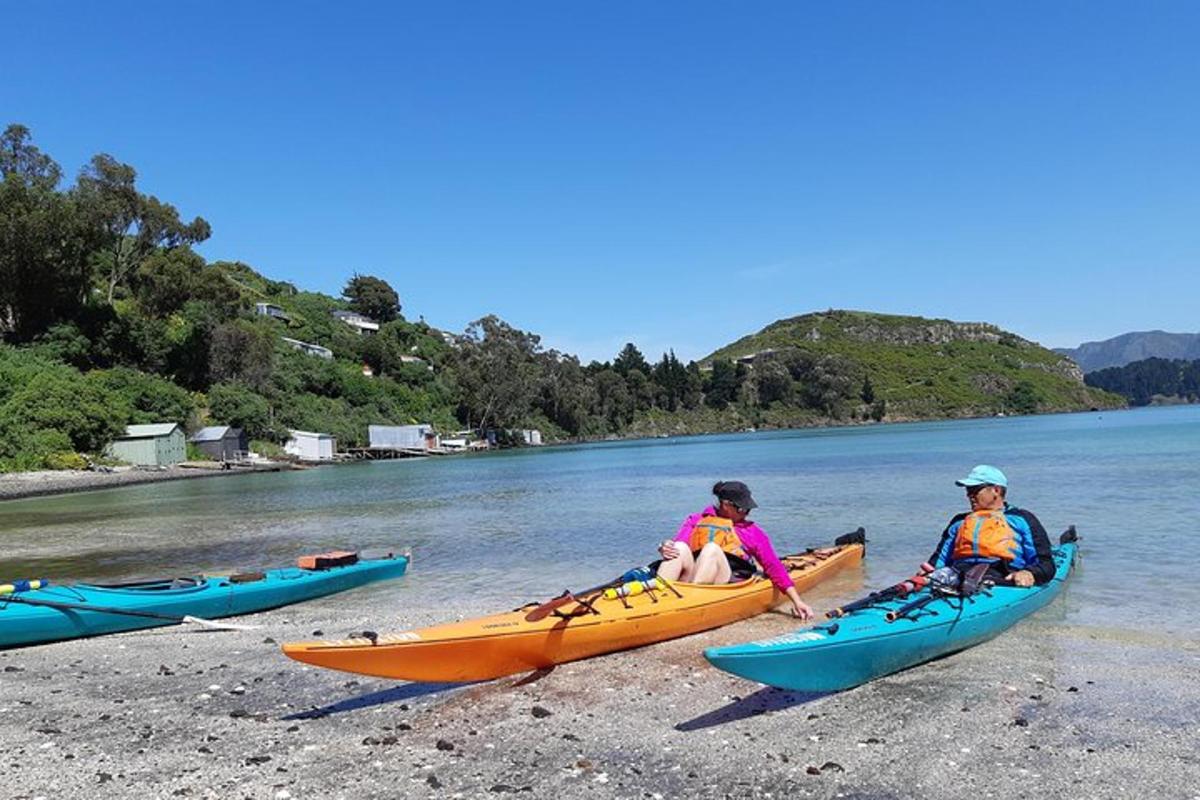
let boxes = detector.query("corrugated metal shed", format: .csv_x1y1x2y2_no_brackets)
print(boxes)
106,423,186,466
368,424,435,450
191,426,231,442
188,426,248,462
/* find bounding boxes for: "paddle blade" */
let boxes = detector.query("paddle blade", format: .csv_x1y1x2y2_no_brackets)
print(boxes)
523,593,575,623
181,615,258,631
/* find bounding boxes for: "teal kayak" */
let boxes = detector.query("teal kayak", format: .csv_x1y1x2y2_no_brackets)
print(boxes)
705,532,1077,692
0,551,409,648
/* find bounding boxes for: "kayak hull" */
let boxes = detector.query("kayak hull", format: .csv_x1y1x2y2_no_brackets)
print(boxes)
0,553,409,648
704,542,1077,692
282,539,864,682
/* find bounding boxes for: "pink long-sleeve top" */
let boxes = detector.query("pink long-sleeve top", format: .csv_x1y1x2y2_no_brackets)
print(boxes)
673,506,795,592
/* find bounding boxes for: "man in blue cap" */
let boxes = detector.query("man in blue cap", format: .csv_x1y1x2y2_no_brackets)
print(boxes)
926,465,1054,587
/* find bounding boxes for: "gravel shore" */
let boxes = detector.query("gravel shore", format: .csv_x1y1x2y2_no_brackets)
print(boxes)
0,464,293,503
2,585,1197,800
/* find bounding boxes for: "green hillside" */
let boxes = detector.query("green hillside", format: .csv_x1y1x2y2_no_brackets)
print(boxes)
0,124,1127,472
703,310,1124,419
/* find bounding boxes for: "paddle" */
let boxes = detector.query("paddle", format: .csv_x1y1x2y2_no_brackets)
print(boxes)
0,594,257,632
827,570,931,618
523,568,651,623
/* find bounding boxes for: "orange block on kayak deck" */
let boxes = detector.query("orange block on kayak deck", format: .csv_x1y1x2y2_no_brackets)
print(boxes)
298,551,359,570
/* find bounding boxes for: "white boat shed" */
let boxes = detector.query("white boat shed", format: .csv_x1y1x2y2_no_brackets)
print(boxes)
285,430,336,462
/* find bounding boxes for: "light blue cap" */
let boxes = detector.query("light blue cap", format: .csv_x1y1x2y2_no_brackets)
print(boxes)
955,464,1008,488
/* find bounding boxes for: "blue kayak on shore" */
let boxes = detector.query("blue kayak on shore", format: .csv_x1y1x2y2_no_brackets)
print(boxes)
705,531,1077,692
0,551,409,648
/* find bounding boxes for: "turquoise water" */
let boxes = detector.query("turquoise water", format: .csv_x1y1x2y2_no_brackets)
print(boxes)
2,405,1197,637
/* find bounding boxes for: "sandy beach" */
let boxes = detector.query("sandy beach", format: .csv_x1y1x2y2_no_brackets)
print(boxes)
2,584,1197,800
0,464,294,503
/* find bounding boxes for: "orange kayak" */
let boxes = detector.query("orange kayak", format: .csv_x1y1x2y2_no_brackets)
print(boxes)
281,531,865,682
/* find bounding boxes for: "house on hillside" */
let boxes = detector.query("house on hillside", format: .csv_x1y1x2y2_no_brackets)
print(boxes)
106,423,187,467
332,310,380,335
255,302,291,322
368,424,440,451
398,354,433,371
281,336,333,359
736,349,776,366
285,430,336,462
189,426,249,462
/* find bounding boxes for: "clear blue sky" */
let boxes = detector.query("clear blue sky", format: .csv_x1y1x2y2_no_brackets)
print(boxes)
5,2,1198,362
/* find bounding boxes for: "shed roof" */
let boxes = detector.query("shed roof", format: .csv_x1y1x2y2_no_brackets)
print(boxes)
289,430,335,439
190,426,237,442
120,423,181,439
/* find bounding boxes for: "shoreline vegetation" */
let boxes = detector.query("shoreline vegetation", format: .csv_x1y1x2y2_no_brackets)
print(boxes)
0,404,1141,504
1,123,1124,478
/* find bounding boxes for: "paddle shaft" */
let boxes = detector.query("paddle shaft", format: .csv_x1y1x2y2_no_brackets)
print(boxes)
885,591,943,622
828,573,928,618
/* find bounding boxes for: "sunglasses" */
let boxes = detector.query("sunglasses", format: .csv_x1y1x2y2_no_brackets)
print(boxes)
964,484,994,495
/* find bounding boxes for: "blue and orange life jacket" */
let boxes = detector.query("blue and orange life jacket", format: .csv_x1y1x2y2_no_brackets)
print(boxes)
951,509,1020,563
688,515,754,564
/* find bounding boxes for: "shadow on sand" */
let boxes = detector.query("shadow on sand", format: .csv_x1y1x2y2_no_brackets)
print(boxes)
283,680,474,720
674,685,833,731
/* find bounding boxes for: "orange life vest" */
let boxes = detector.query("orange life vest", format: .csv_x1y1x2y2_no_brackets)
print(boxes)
688,515,753,563
951,509,1019,562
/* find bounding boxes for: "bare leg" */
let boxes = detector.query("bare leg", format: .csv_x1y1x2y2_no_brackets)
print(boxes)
657,546,696,582
692,542,733,584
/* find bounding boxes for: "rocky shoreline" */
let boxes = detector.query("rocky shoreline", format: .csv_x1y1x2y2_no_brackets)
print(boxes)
1,584,1196,800
0,463,294,503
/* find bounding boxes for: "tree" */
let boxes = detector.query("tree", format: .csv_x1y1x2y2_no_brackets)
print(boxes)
0,369,128,454
74,153,210,303
860,376,876,405
593,368,634,430
450,316,541,431
612,343,650,377
207,383,275,440
754,359,794,406
1005,381,1040,415
651,351,689,411
537,351,593,436
0,125,99,342
208,321,275,391
343,274,401,323
704,360,742,409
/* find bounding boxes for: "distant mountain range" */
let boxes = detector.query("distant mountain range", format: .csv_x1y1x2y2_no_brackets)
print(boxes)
1054,331,1200,373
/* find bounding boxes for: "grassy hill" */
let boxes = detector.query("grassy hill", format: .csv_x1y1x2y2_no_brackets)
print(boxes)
703,310,1124,420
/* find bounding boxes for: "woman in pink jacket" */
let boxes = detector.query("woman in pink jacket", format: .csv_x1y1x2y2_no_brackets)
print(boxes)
656,481,814,620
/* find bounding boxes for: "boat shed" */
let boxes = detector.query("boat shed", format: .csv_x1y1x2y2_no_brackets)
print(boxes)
189,426,249,462
368,424,439,451
285,430,336,462
106,423,187,466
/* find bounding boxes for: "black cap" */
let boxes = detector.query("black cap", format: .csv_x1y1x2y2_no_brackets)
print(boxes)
714,480,757,509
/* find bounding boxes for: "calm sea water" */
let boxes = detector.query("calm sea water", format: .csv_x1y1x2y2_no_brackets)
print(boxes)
2,405,1197,637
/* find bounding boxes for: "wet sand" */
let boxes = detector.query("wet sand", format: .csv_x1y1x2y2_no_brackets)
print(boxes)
0,464,294,503
2,587,1197,800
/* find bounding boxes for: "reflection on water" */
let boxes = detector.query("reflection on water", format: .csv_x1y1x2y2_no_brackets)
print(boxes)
1,405,1198,637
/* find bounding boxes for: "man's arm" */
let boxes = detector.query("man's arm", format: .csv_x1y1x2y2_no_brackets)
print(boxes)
1009,508,1056,585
